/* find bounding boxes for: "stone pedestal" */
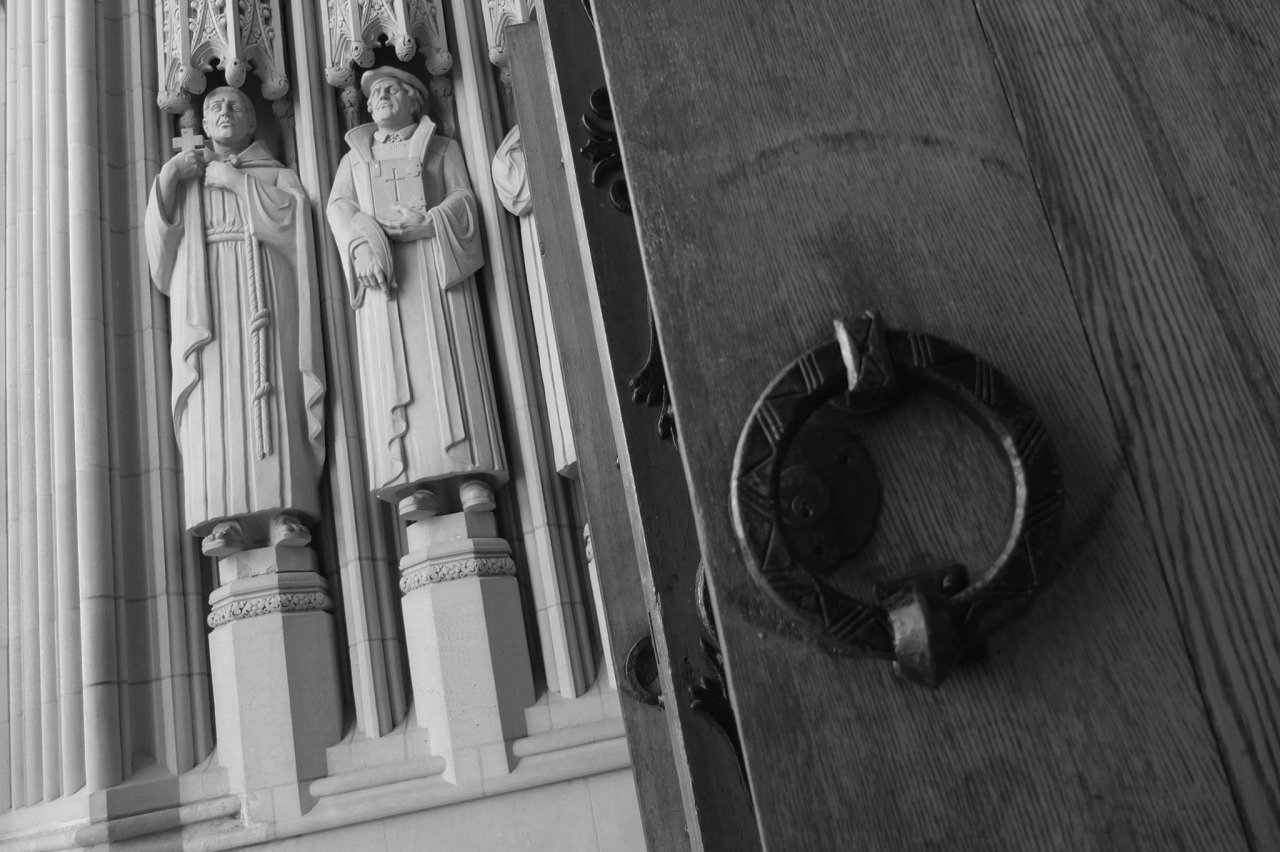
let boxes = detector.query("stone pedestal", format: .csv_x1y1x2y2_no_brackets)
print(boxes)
206,546,342,819
400,511,535,784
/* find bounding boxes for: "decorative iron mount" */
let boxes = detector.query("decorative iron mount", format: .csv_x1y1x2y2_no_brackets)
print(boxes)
730,312,1064,687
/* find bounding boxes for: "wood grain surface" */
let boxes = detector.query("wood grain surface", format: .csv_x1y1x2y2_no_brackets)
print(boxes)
586,0,1259,848
975,3,1280,847
506,22,687,852
509,8,758,850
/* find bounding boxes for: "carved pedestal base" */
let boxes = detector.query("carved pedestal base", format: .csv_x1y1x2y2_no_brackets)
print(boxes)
207,547,342,819
400,511,535,784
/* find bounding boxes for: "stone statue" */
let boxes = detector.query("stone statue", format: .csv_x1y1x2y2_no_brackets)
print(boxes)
146,87,326,555
327,67,506,516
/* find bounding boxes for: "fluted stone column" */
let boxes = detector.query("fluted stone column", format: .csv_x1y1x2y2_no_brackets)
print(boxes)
33,1,60,802
16,0,40,804
67,0,122,791
47,0,84,797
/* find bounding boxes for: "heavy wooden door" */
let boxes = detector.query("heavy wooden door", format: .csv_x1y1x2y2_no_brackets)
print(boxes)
574,1,1280,849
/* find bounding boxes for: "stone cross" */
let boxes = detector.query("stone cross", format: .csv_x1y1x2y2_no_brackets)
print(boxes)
172,107,205,153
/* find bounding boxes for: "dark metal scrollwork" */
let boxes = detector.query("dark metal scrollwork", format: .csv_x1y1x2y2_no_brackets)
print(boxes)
689,562,748,790
623,634,663,706
576,77,674,440
578,87,631,215
731,312,1065,687
631,315,676,442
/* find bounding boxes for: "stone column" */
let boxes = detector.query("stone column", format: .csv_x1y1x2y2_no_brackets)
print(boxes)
16,0,41,804
46,0,85,797
205,544,342,819
67,0,123,793
398,504,535,785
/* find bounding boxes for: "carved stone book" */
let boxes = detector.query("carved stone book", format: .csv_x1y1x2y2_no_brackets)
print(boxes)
369,143,427,217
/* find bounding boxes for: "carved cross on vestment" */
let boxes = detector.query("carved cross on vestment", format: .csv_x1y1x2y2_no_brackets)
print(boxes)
369,160,427,218
378,162,424,204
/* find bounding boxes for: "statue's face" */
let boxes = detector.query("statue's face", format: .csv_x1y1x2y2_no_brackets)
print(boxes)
368,78,418,129
203,92,254,146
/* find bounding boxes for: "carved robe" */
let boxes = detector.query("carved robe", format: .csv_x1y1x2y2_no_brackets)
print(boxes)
146,141,326,534
492,126,577,477
328,116,506,502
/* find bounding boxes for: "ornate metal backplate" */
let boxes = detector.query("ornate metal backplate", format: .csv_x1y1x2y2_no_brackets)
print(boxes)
730,312,1064,686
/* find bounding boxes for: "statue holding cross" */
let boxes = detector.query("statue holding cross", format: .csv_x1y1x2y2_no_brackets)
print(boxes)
146,88,327,556
327,67,505,515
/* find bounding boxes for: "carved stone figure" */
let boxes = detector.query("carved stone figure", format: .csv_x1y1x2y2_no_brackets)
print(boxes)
492,125,577,476
327,67,506,513
146,87,326,555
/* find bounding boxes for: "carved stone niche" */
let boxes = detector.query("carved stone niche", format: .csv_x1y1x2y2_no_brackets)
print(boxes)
322,0,454,131
157,0,291,114
481,0,537,89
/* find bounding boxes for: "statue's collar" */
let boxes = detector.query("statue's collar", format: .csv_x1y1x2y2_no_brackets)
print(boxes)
373,123,419,144
347,116,436,162
207,140,274,167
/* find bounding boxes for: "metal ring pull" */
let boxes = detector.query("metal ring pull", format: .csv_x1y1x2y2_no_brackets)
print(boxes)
730,312,1064,687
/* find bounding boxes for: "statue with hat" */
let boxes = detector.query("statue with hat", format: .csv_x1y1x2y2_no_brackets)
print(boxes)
146,86,327,555
327,67,506,517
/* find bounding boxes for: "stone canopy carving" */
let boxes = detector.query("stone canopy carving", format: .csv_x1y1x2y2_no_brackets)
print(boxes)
157,0,290,113
327,67,506,511
145,87,326,550
322,0,452,87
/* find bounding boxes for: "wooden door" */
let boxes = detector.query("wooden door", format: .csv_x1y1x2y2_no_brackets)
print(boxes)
572,1,1280,849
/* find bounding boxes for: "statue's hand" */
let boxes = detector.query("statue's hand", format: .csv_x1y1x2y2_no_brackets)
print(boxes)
353,243,391,291
378,205,436,242
162,148,207,183
204,160,241,190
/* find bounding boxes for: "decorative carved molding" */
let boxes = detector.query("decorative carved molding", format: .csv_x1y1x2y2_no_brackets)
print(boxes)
322,0,452,89
157,0,290,113
481,0,535,88
207,591,332,628
399,556,517,593
272,98,298,167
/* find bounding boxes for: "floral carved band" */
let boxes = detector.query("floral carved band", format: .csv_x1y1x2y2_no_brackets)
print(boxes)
207,591,333,629
399,556,517,594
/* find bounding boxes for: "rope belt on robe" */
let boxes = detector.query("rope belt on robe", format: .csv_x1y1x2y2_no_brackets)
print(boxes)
206,225,273,458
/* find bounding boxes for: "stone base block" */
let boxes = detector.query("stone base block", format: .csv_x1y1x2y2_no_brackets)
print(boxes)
400,518,535,784
215,541,317,586
208,557,342,819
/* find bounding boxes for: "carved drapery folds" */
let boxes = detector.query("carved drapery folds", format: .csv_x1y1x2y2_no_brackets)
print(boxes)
157,0,291,113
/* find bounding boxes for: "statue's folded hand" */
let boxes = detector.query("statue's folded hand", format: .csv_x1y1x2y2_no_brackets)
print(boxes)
204,160,241,190
378,206,436,242
162,149,206,183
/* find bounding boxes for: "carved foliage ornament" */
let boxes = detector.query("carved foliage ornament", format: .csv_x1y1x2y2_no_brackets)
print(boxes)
399,556,517,594
158,0,290,112
323,0,452,88
207,591,333,628
481,0,535,71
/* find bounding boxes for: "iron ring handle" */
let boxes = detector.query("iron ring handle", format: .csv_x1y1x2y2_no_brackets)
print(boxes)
730,312,1064,687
